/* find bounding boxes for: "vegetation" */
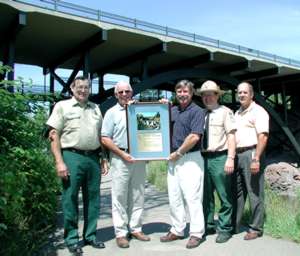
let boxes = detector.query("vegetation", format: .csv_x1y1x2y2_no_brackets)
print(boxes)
147,161,300,243
147,161,168,192
0,65,59,255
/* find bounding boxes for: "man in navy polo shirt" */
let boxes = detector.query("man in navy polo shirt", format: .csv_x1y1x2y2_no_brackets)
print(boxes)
160,79,206,249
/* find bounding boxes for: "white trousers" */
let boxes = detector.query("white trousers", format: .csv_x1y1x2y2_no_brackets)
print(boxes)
168,151,205,238
110,153,146,238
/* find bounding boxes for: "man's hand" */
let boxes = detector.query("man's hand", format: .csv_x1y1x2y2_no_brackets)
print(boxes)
250,160,260,174
127,99,137,105
56,161,69,179
159,98,169,104
101,159,109,176
168,151,181,162
122,152,136,163
224,158,234,174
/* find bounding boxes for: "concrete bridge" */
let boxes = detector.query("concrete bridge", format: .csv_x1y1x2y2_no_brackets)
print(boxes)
1,0,300,160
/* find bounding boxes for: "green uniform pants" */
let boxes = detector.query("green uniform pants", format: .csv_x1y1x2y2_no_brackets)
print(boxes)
62,150,100,246
203,153,233,234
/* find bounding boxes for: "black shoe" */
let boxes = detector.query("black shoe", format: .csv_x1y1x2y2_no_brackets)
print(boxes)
67,243,83,255
216,232,232,243
84,239,105,249
205,228,216,236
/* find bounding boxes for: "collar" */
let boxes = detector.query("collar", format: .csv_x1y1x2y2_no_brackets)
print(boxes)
178,101,194,112
71,97,91,108
116,102,126,110
207,104,220,113
238,101,255,114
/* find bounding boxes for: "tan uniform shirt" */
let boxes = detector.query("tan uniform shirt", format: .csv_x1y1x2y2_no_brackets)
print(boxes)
206,105,236,152
235,101,269,148
46,97,102,150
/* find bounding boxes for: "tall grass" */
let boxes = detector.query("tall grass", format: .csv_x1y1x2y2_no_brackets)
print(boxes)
147,161,168,191
146,161,300,242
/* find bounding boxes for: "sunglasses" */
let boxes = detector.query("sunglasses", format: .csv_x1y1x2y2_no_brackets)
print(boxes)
117,90,131,94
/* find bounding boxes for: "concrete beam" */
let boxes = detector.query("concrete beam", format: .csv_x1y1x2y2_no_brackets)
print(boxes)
94,42,167,74
235,67,280,81
47,30,107,69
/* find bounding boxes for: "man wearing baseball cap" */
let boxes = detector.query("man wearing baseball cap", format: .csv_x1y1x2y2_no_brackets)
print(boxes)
198,80,236,243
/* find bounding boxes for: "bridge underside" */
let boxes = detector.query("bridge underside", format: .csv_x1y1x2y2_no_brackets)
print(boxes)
1,0,300,161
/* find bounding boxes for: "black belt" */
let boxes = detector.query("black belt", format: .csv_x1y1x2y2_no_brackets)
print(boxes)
63,147,100,156
119,148,129,152
173,148,200,154
236,145,256,154
188,148,200,153
201,150,227,157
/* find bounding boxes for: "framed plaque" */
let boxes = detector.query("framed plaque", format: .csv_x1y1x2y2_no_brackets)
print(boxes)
126,102,171,160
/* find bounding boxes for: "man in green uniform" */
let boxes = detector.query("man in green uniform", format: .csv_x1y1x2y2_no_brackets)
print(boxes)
47,76,108,255
199,80,236,243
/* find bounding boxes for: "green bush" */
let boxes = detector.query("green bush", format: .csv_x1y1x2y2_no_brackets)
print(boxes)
0,68,59,255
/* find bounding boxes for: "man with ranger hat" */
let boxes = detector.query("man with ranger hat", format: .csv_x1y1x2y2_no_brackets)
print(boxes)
198,80,236,243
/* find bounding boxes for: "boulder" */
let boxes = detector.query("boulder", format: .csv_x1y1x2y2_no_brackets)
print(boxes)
265,162,300,197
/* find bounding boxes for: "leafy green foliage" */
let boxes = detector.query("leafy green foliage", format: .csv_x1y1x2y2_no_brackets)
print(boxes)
0,65,59,255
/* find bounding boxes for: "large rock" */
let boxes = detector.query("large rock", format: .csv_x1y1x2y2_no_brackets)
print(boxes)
265,162,300,197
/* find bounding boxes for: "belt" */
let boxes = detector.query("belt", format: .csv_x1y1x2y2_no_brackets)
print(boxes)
236,145,256,154
201,150,227,157
173,148,200,155
63,147,100,156
119,147,129,152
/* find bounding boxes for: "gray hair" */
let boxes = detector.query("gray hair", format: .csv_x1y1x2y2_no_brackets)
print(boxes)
114,81,133,94
70,76,91,88
175,79,195,94
237,82,254,96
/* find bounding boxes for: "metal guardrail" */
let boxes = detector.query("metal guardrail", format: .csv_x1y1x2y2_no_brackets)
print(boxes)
11,0,300,68
18,79,118,95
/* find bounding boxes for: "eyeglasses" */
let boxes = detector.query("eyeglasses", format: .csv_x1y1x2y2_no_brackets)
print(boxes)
117,90,131,94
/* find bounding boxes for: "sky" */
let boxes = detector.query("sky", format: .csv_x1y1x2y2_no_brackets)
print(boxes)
14,0,300,87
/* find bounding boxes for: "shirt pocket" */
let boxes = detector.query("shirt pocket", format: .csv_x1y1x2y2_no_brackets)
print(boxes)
64,112,81,129
210,118,224,136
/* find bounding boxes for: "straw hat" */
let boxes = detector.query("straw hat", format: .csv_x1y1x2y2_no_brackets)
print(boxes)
197,80,224,95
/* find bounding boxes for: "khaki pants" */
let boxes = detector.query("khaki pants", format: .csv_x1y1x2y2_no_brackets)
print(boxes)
110,153,146,237
167,151,205,238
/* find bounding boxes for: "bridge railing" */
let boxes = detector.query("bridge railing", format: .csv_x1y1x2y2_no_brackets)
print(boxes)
12,0,300,67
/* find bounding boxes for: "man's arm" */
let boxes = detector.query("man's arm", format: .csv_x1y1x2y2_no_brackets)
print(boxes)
169,133,200,161
251,132,269,174
101,136,135,163
224,132,236,174
49,128,69,179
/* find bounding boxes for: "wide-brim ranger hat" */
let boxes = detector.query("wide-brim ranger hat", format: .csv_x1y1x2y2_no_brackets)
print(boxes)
197,80,225,96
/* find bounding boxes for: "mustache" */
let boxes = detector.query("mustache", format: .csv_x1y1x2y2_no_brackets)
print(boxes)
177,95,189,101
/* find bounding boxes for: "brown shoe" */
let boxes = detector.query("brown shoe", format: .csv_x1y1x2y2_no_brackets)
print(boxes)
186,236,204,249
116,237,129,248
244,231,262,240
160,232,184,242
131,232,151,241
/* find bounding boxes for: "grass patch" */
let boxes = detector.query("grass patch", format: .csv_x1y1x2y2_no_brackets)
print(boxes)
147,161,168,191
264,187,300,242
146,163,300,242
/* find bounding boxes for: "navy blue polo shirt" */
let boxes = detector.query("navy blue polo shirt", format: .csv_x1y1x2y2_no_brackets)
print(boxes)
171,102,205,152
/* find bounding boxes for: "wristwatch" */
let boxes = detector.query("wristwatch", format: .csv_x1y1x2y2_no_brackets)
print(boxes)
176,150,183,157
